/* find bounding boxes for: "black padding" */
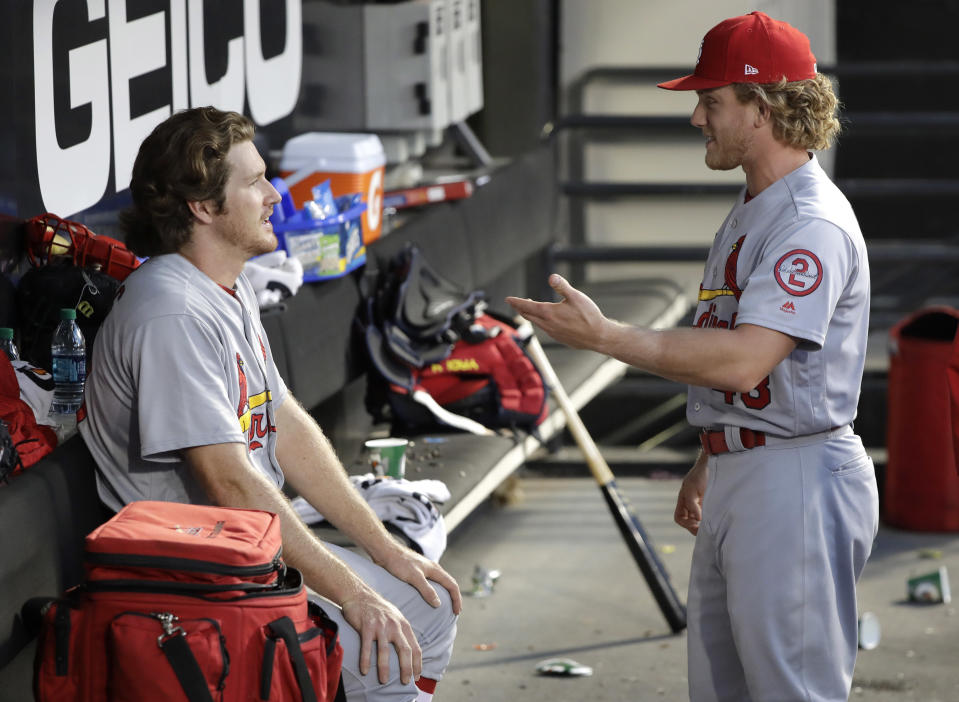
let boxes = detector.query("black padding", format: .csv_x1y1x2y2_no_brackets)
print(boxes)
0,644,35,702
479,259,534,318
0,435,108,675
276,274,363,410
461,146,558,288
260,306,290,388
369,204,475,295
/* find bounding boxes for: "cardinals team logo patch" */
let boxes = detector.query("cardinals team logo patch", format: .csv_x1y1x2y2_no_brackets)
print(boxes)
775,249,822,296
699,234,747,302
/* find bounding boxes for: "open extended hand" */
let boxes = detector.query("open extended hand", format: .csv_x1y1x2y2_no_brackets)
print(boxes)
505,274,609,351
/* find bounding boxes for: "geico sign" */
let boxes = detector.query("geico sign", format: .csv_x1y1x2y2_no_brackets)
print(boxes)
33,0,302,217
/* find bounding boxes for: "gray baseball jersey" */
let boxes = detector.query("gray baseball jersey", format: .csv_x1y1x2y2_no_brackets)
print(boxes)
686,155,870,437
79,254,289,512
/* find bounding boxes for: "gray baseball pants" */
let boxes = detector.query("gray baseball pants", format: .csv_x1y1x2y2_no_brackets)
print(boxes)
312,542,458,702
687,427,879,701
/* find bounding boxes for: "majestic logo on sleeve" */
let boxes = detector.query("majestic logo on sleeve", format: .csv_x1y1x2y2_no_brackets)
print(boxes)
235,354,275,452
775,249,823,296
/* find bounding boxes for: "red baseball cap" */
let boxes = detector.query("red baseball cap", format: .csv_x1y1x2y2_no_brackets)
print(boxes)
658,11,817,91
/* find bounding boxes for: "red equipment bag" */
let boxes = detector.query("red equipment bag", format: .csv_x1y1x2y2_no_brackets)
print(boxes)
33,501,344,702
385,312,548,432
362,243,548,435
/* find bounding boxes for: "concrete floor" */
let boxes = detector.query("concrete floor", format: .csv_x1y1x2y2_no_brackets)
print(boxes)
436,475,959,702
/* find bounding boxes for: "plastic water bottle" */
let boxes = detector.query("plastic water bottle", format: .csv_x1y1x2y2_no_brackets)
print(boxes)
50,308,86,415
0,328,18,361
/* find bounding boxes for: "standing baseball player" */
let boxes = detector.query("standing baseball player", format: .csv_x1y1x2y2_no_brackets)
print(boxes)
79,106,459,702
508,11,877,702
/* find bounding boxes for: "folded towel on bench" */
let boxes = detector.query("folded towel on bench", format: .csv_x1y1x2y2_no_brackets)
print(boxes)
293,474,451,561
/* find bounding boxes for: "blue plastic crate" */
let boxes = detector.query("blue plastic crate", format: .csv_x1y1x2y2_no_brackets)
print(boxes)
268,178,368,282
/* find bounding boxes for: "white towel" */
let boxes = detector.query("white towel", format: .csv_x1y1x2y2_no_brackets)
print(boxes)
293,474,450,562
12,360,57,427
244,250,304,306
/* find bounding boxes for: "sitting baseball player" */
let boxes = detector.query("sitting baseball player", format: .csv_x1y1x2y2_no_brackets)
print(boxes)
509,11,877,702
78,106,459,702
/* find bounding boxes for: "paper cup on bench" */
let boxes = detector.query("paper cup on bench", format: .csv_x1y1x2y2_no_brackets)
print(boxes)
366,438,408,479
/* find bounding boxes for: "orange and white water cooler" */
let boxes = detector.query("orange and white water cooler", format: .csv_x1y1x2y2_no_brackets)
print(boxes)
280,132,386,243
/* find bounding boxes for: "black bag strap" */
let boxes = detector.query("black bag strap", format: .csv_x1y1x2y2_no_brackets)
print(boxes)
53,600,72,676
159,633,215,702
266,616,319,702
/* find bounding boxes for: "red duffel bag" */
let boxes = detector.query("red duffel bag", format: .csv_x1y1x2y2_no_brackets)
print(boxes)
33,500,344,702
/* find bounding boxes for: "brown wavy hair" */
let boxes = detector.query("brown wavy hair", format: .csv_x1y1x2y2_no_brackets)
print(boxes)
733,73,841,151
120,107,255,257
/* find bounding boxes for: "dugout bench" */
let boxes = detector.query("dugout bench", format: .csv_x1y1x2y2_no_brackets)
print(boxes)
0,145,694,700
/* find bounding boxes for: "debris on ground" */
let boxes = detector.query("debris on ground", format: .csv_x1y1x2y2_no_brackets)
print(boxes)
907,566,952,604
535,658,593,677
466,564,501,597
858,611,881,650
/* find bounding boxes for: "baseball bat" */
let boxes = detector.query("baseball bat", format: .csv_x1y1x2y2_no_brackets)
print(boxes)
524,332,688,633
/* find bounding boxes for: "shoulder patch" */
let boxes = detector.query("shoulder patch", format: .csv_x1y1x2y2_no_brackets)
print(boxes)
774,249,822,297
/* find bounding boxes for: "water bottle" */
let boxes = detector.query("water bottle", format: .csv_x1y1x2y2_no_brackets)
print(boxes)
0,328,18,361
50,308,86,415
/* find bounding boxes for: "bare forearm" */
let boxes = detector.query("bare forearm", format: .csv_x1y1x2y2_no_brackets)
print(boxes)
185,444,375,605
508,275,797,392
274,398,399,563
272,397,464,616
598,320,794,392
599,321,746,389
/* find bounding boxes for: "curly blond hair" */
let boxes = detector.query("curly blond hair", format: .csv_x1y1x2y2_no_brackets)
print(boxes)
733,73,841,151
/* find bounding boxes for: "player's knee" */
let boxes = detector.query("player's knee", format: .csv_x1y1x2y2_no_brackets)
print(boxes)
416,580,458,648
428,579,458,626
